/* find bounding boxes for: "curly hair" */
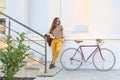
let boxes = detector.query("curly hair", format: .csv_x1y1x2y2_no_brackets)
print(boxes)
50,17,61,33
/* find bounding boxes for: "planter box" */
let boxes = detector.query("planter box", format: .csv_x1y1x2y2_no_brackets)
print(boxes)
0,77,35,80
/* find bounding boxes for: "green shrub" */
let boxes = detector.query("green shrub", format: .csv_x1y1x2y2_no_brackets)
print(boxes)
0,32,29,80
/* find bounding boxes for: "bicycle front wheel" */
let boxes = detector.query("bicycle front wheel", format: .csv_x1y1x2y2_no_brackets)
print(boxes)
92,48,116,71
60,48,82,71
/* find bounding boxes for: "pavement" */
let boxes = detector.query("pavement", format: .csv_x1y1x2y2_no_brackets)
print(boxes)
34,69,120,80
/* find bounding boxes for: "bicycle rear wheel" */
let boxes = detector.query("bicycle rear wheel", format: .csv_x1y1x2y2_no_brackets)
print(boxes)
60,48,82,71
92,48,116,71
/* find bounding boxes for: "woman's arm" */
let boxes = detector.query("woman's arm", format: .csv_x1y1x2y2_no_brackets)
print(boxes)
61,29,64,38
46,26,55,39
61,25,64,38
47,26,52,34
61,26,64,42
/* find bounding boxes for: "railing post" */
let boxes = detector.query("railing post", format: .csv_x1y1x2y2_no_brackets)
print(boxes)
44,37,47,73
8,18,11,36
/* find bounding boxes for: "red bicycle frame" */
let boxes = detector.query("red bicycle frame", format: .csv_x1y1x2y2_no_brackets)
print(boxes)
73,44,104,61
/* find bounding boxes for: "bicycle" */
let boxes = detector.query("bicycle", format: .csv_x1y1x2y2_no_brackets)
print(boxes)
60,39,116,71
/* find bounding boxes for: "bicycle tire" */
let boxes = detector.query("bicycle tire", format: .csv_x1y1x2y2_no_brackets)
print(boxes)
60,48,82,71
92,48,116,71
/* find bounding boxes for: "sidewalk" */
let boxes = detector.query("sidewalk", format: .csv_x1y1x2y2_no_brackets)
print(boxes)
34,69,120,80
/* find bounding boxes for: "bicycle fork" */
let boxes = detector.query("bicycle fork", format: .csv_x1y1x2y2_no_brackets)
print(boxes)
98,46,105,61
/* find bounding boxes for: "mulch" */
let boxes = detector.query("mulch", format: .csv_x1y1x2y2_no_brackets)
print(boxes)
0,77,35,80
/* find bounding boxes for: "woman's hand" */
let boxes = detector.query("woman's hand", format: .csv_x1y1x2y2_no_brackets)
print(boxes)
47,33,54,39
62,37,64,43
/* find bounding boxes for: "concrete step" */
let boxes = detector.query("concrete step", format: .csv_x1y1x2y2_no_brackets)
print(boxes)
38,62,63,77
25,63,42,70
25,62,49,70
0,34,6,41
24,57,43,67
25,62,50,77
0,24,5,34
0,41,7,49
0,39,16,50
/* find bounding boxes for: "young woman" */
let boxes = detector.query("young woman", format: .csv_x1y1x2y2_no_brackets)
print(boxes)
47,17,64,69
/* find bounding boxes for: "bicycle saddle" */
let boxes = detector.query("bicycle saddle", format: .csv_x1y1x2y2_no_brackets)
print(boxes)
74,40,83,43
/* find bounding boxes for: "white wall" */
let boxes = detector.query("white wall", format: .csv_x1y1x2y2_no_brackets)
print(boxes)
5,0,29,34
60,0,89,39
48,0,60,24
6,0,28,25
28,0,49,35
89,0,120,38
28,0,61,35
5,0,120,38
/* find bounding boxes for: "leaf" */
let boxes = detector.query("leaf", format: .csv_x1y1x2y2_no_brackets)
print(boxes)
0,32,30,79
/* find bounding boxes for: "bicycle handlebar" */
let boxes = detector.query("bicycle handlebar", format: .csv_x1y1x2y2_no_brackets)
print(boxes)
96,39,102,43
96,39,104,45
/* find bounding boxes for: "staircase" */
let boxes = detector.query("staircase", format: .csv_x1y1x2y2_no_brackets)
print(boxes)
0,35,50,77
0,12,50,78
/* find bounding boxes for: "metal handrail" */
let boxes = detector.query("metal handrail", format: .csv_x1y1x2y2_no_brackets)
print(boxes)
0,12,44,38
0,11,47,73
5,25,45,48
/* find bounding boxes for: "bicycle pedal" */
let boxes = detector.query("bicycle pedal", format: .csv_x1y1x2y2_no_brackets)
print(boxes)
82,60,87,63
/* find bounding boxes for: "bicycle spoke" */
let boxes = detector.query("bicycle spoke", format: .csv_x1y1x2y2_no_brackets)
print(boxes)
92,48,116,71
60,48,82,71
